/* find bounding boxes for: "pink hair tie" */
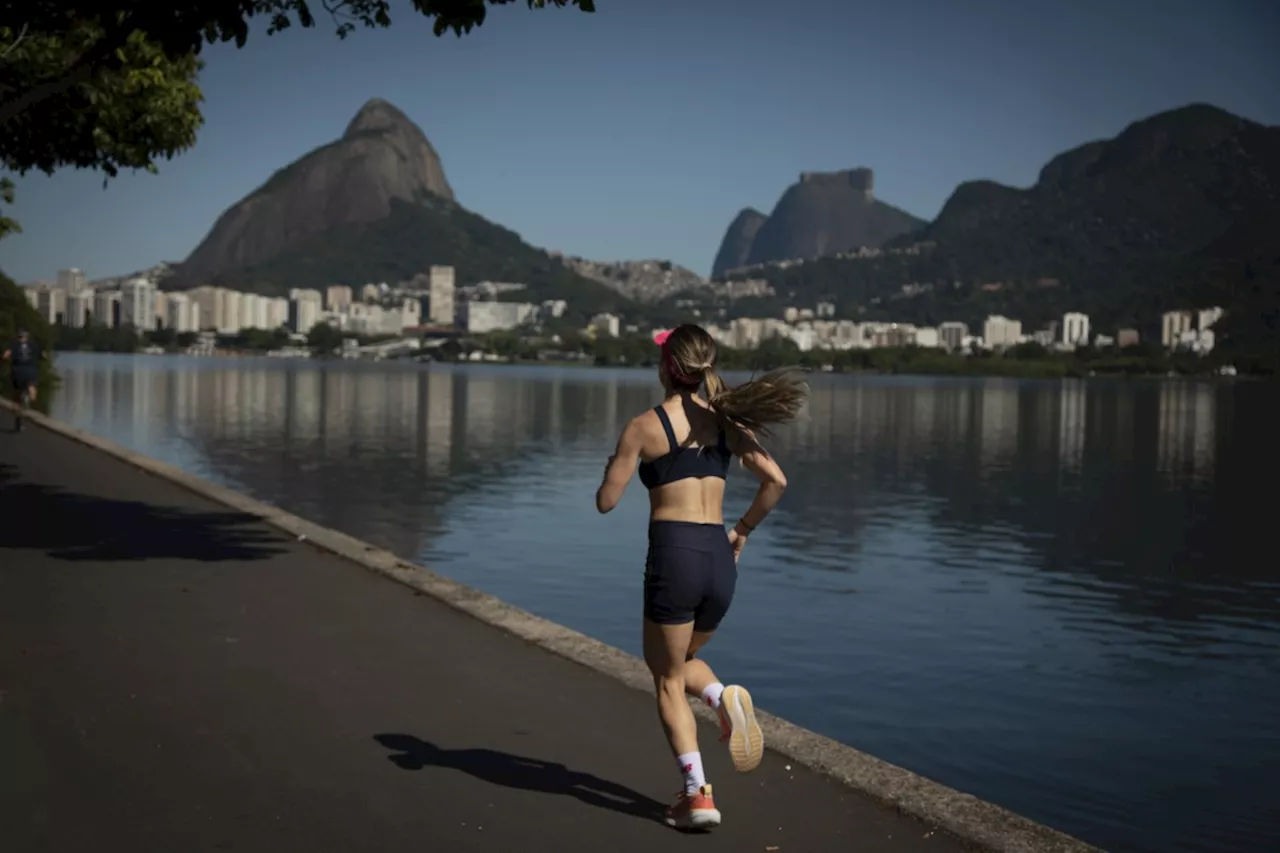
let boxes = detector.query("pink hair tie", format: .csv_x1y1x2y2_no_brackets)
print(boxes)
653,329,698,387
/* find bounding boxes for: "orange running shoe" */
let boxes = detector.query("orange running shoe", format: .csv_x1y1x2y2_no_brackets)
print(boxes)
717,685,764,772
665,784,721,830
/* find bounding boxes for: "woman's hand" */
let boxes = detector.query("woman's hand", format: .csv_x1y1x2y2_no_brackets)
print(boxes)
727,526,748,563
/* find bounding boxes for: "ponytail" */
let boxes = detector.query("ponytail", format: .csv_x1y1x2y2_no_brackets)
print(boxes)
702,367,808,437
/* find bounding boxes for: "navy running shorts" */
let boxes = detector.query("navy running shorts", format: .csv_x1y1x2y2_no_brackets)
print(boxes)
643,520,738,633
10,367,37,391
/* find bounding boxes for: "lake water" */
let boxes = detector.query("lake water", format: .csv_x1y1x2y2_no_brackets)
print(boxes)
47,353,1280,853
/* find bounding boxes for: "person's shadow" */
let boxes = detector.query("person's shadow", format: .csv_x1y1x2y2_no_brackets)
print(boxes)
373,733,665,824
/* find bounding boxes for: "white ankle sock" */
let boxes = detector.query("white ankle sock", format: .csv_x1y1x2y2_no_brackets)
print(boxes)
701,682,725,709
676,751,706,794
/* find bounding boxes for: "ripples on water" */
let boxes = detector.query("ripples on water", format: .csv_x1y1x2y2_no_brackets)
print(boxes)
49,354,1280,853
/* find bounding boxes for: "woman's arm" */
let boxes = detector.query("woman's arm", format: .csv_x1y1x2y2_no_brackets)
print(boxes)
729,429,788,538
596,417,645,513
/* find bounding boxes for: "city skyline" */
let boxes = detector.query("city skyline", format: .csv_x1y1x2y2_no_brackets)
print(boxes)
3,0,1277,284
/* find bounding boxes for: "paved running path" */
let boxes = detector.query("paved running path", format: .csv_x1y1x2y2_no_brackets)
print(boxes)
0,421,967,853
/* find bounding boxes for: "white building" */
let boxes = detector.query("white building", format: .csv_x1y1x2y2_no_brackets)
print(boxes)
36,287,65,325
266,297,290,330
428,265,456,326
218,289,243,334
1161,310,1193,347
400,297,421,330
1197,306,1224,333
56,268,87,293
23,286,39,310
590,313,621,338
65,291,92,328
1062,312,1090,347
165,293,201,333
983,315,1022,349
461,301,537,334
938,321,968,351
326,285,353,312
289,289,324,334
238,293,259,331
541,299,567,319
914,327,940,348
121,278,157,332
94,290,121,328
186,287,221,331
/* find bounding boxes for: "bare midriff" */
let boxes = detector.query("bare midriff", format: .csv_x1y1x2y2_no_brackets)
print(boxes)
648,477,727,525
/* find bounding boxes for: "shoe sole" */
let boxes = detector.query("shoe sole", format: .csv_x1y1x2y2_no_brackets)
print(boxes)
666,808,722,830
721,685,764,773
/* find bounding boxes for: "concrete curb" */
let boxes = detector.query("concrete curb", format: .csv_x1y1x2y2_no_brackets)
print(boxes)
3,400,1099,853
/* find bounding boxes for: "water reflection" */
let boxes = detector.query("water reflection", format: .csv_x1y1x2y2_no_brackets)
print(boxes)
49,356,1280,853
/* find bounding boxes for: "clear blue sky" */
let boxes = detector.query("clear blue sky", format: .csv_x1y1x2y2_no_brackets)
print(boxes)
2,0,1277,283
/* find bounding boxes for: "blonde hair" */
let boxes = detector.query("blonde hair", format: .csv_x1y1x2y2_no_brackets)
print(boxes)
662,324,808,436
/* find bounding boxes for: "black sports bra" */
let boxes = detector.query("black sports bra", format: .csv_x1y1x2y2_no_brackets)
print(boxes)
637,406,732,490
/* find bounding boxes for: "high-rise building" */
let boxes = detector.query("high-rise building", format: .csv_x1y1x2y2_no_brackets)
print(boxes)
289,289,323,333
238,292,267,330
37,287,66,325
187,286,222,331
266,297,290,329
1197,306,1224,332
219,289,243,334
66,291,92,328
94,290,121,328
121,278,157,331
326,285,353,312
590,313,621,338
914,327,939,348
938,321,968,351
428,266,455,326
982,315,1022,349
166,293,200,333
460,301,537,334
400,298,421,330
154,291,170,326
1161,311,1193,347
56,268,87,293
1062,312,1090,347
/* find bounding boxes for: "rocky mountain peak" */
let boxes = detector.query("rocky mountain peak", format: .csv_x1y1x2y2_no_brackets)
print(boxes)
173,98,456,286
343,98,420,139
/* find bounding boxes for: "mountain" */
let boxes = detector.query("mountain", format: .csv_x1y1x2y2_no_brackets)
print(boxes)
169,99,627,314
906,104,1280,272
710,168,925,277
711,208,768,278
558,256,710,302
717,104,1279,364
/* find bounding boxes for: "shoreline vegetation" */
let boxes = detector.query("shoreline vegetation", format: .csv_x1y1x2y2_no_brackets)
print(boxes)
43,323,1253,381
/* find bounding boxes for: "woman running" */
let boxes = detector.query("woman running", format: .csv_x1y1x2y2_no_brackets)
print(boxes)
595,323,808,831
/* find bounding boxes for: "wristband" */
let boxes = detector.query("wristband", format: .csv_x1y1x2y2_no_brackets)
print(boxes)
737,518,755,533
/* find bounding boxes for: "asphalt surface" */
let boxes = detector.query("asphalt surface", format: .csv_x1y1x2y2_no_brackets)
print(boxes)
0,421,969,853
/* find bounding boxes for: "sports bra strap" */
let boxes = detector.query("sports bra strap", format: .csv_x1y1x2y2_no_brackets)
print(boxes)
654,406,679,452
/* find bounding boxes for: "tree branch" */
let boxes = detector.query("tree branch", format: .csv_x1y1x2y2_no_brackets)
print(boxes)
0,16,134,127
0,23,29,60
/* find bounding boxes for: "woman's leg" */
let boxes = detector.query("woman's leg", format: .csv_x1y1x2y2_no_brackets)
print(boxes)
683,631,724,705
643,617,721,829
642,618,698,758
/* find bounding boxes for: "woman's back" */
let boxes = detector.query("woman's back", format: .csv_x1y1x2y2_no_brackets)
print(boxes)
638,397,732,525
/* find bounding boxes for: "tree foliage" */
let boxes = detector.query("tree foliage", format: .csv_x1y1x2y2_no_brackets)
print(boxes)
0,1,596,129
0,1,595,233
0,273,57,404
